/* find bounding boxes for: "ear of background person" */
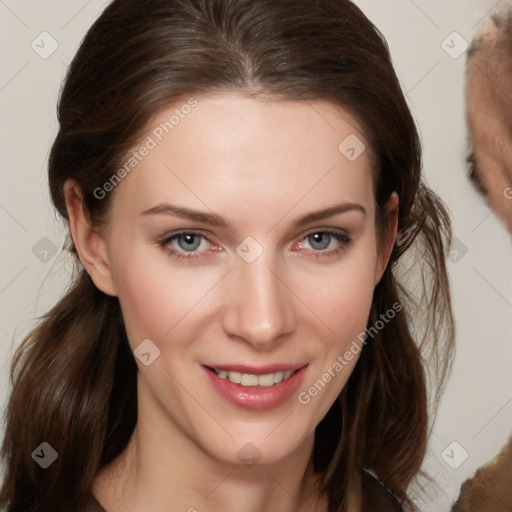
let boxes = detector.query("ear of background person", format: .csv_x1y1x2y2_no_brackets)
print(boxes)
0,1,510,511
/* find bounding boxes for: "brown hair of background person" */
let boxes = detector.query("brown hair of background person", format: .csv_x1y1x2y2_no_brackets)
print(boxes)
0,1,454,511
466,11,512,234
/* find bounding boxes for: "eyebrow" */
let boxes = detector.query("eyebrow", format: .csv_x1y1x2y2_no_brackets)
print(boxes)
140,202,366,229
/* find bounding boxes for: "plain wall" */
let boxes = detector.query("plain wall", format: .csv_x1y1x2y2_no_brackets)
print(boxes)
1,1,511,510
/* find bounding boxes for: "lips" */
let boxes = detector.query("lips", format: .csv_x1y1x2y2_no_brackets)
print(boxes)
203,363,309,410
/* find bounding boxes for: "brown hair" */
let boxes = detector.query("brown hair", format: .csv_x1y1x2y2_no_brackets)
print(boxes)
467,10,512,59
0,1,455,511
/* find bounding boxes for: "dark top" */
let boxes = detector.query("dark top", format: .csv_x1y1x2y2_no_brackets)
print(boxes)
82,470,405,511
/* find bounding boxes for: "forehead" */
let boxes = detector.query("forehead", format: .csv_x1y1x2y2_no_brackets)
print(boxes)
107,92,377,231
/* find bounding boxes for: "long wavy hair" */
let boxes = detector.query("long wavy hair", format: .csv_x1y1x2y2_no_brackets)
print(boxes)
0,1,455,511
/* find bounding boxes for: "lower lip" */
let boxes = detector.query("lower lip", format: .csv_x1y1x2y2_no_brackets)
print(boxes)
203,365,308,410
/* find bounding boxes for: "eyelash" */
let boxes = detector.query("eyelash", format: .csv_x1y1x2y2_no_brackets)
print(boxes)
157,229,352,262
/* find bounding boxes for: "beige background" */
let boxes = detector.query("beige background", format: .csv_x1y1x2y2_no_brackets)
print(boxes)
1,0,511,510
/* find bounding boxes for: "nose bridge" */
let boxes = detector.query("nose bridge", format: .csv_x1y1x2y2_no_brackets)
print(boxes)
224,250,295,346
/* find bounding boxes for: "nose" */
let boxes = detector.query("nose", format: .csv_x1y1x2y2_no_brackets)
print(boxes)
222,254,296,349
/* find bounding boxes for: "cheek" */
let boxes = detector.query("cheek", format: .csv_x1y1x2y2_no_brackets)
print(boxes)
306,250,377,343
297,257,377,407
110,247,214,348
322,271,374,323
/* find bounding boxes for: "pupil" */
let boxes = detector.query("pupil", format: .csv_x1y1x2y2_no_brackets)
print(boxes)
310,232,330,250
178,234,200,251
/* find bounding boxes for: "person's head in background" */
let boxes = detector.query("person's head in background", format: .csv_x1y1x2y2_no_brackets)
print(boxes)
449,12,512,512
449,13,512,512
466,10,512,234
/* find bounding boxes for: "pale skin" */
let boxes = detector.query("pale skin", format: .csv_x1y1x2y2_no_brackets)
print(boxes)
64,92,398,512
466,28,512,234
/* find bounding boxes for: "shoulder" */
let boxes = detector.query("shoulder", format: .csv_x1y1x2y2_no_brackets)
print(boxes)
361,469,406,512
450,437,512,512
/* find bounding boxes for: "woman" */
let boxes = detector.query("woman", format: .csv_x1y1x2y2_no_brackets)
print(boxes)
0,0,455,511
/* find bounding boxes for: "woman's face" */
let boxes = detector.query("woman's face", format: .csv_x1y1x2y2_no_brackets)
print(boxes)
91,92,394,466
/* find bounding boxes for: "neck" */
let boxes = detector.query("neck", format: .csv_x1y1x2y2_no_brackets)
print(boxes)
92,397,328,512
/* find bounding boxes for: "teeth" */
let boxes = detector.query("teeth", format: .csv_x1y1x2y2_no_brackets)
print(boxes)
213,369,295,387
257,373,275,387
241,373,258,386
229,371,241,384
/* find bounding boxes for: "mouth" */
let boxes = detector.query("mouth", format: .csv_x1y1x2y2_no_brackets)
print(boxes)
202,363,309,410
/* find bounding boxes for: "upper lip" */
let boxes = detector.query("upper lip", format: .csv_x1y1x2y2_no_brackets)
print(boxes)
204,363,308,375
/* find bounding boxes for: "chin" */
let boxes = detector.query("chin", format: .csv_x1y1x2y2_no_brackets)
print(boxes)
201,426,310,469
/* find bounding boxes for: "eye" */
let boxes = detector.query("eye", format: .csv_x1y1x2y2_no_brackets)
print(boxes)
157,228,352,262
293,229,352,259
158,231,214,260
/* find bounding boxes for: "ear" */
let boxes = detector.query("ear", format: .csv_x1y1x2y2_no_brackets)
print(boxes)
64,180,118,296
374,191,399,285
